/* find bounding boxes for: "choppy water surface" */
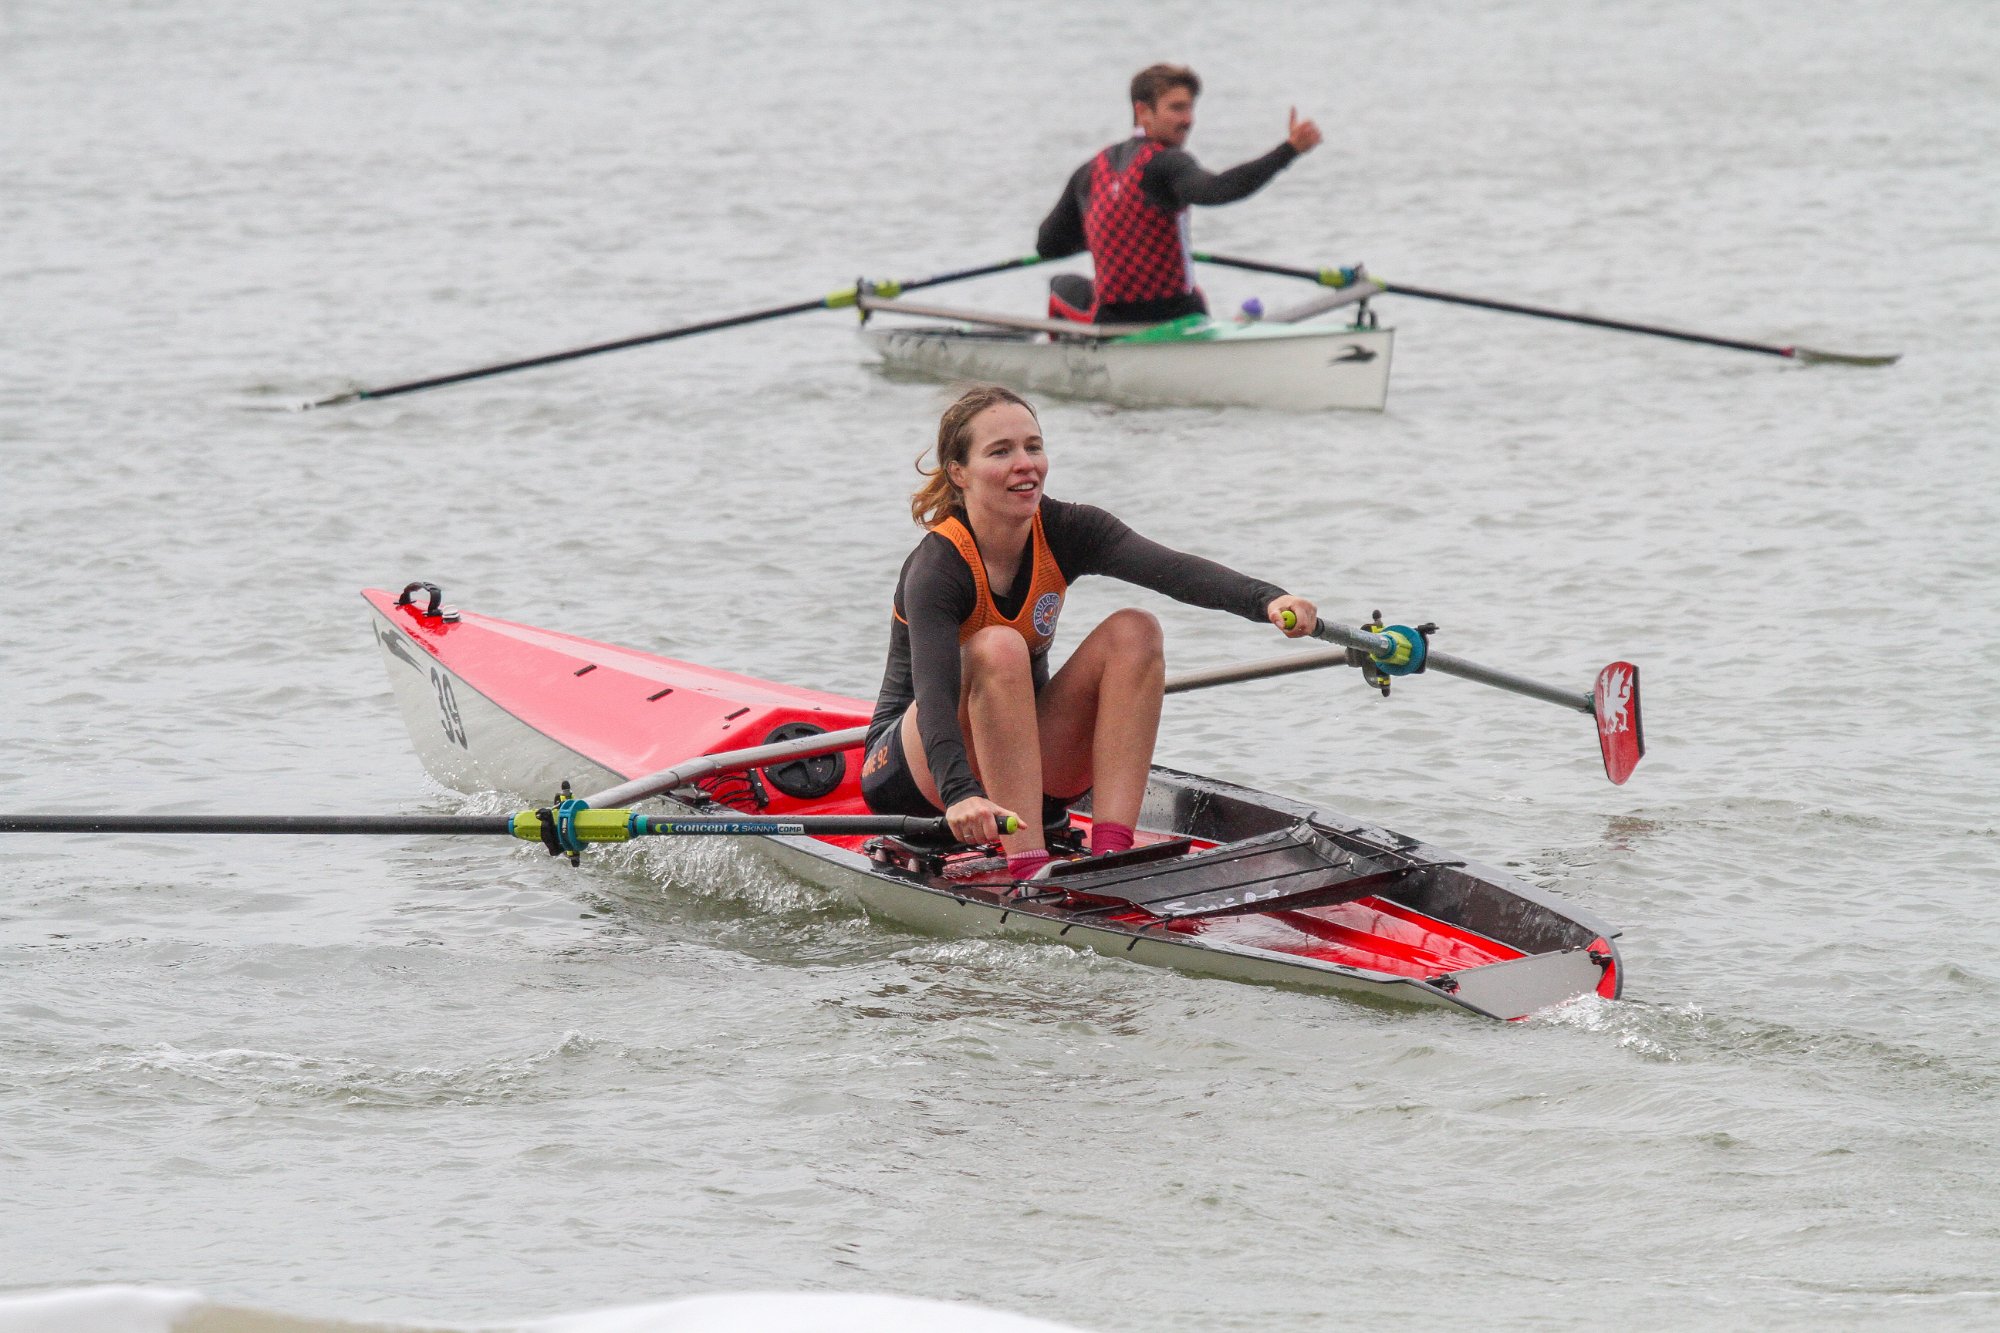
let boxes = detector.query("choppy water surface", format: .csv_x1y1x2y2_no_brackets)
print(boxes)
4,2,1997,1329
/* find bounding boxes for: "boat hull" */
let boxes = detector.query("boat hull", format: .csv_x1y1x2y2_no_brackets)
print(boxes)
860,322,1394,412
364,590,1619,1020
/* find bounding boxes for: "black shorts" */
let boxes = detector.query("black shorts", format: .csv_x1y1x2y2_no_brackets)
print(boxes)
860,718,942,818
860,713,1086,830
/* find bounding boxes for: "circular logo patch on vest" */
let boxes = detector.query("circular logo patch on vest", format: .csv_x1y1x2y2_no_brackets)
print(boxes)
1031,592,1062,638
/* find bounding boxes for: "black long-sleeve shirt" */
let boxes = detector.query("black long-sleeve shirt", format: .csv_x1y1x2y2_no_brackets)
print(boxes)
868,497,1287,808
1035,137,1300,262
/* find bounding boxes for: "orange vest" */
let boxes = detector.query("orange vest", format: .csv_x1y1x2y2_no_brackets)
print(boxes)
927,511,1069,652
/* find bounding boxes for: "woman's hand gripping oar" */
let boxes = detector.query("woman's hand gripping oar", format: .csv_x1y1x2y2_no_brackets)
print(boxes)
301,254,1046,409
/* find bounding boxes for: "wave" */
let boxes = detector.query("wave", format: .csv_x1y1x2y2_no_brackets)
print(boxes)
0,1287,1094,1333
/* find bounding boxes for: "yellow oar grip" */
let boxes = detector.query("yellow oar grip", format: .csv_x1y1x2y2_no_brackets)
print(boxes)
1000,815,1021,834
1280,610,1298,630
509,809,635,842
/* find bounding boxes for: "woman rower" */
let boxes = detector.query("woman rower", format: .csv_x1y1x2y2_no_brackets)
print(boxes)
860,384,1317,881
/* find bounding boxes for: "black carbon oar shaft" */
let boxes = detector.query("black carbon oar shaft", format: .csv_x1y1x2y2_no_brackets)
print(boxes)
0,811,968,841
0,814,515,835
1192,251,1898,364
306,254,1045,408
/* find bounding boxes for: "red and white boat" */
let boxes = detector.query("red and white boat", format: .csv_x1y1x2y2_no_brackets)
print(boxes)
364,585,1626,1021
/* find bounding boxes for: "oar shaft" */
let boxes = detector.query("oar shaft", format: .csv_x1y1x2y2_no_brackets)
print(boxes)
1192,252,1349,284
309,254,1045,408
1381,281,1796,358
0,814,515,836
336,298,832,404
1194,251,1800,359
583,727,869,808
584,647,1375,808
1163,648,1355,694
1305,621,1592,715
626,815,951,838
1419,647,1592,713
894,255,1045,293
857,295,1153,338
0,810,961,841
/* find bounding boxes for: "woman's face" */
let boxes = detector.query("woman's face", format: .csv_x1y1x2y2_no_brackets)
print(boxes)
948,402,1046,520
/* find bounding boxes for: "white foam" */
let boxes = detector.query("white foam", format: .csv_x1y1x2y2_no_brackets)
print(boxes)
0,1288,1093,1333
530,1291,1091,1333
0,1288,202,1333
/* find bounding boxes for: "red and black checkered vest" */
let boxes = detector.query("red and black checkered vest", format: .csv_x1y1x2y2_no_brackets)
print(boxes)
1082,141,1190,307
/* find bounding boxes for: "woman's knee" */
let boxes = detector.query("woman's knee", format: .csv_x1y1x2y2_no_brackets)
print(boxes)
963,626,1034,680
1102,607,1164,659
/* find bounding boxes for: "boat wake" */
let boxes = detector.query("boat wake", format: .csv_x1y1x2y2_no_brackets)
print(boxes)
25,1031,606,1112
1535,994,1999,1102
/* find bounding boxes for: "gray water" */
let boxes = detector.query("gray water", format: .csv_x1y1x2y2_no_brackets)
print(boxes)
4,2,1998,1328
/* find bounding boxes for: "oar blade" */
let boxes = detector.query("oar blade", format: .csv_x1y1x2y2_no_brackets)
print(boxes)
1789,346,1902,367
299,389,364,411
1592,663,1644,785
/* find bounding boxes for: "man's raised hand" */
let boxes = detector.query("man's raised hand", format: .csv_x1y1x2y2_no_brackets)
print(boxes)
1287,106,1323,153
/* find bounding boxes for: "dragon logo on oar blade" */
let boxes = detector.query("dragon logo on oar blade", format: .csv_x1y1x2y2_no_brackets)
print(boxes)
1593,663,1644,785
1596,666,1634,734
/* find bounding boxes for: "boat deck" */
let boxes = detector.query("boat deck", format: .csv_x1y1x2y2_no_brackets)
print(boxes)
725,788,1524,980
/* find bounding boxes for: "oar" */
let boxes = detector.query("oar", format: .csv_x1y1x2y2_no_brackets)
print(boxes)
1,622,1637,850
1193,251,1900,365
301,255,1046,409
1162,647,1355,693
0,809,1012,847
1277,611,1645,785
856,295,1153,339
552,627,1636,811
574,650,1372,811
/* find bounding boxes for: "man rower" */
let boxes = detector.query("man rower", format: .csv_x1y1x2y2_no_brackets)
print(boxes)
1035,63,1322,324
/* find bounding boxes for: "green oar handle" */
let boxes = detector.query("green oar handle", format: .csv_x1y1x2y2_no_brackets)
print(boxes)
1281,612,1592,715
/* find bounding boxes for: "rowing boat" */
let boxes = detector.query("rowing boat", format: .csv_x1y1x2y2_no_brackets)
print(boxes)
855,295,1394,412
363,586,1622,1021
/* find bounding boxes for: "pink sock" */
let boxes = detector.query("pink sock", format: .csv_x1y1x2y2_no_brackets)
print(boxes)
1007,850,1052,880
1090,822,1135,855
